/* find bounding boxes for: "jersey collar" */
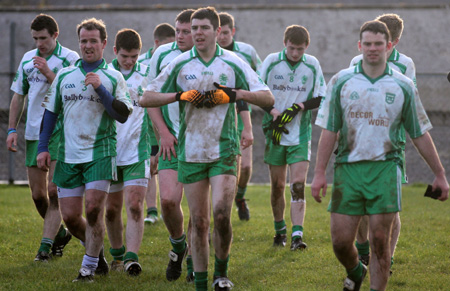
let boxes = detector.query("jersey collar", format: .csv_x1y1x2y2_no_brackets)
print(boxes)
144,47,154,59
191,44,223,67
354,60,393,83
279,48,305,69
387,48,400,62
75,58,108,73
111,58,139,79
37,40,62,59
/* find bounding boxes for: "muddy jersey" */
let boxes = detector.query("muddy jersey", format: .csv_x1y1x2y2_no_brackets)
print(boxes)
43,59,133,164
350,48,416,87
110,59,150,166
11,41,79,140
316,61,431,164
260,50,326,145
147,44,269,163
147,42,184,138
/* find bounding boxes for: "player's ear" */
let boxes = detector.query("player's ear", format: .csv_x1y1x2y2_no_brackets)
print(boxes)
232,27,236,37
358,40,362,51
52,31,59,39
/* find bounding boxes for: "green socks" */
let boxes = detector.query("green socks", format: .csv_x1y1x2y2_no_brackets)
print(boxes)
147,207,158,216
187,255,194,276
355,240,370,256
292,225,304,240
274,220,287,235
347,261,364,282
170,233,187,253
38,238,53,253
110,245,125,261
55,224,66,239
235,186,247,200
124,251,138,263
194,271,208,291
214,255,229,278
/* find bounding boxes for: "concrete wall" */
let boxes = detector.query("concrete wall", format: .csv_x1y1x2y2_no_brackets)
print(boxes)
1,7,449,110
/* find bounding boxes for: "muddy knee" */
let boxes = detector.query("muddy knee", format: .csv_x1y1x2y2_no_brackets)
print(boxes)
290,182,305,202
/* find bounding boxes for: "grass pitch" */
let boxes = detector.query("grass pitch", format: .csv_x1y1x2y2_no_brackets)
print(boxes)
0,184,449,290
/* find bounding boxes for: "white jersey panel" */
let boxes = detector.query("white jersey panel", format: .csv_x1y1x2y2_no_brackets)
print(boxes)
260,51,326,145
10,42,79,140
232,41,262,73
110,60,150,166
316,63,431,164
148,45,269,163
44,60,132,164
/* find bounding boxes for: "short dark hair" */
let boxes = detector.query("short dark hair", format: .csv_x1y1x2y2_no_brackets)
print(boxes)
30,14,59,35
360,20,390,43
153,23,175,42
191,7,220,31
175,9,195,24
219,12,234,29
375,13,404,41
115,28,142,51
284,25,310,46
77,18,107,42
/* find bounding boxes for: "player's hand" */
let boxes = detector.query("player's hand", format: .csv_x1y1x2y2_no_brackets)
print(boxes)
32,56,51,76
271,124,289,145
203,82,237,108
240,126,253,150
432,175,449,201
6,132,18,152
159,131,178,161
85,72,102,89
175,90,205,108
279,103,302,125
311,172,327,203
37,152,51,172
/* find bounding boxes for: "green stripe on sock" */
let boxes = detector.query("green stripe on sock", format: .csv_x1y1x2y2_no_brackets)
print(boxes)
236,186,246,200
39,238,53,253
187,255,194,274
347,261,363,281
194,271,208,291
147,207,158,216
355,240,370,255
124,251,138,263
110,245,125,261
170,234,187,253
274,220,287,235
214,255,229,277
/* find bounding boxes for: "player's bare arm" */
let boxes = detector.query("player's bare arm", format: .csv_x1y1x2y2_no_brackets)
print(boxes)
32,56,56,84
140,91,177,107
236,89,274,108
6,93,26,152
239,111,253,149
311,129,337,203
411,132,449,201
148,107,177,161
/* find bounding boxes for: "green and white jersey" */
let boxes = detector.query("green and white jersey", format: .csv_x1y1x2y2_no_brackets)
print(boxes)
316,61,431,164
10,41,79,140
349,48,416,87
147,41,184,138
43,59,133,164
229,41,262,74
137,47,154,67
110,59,150,166
147,44,269,163
260,50,326,146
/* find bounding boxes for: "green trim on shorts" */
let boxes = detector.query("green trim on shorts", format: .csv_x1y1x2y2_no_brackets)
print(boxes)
264,140,311,166
158,143,179,171
112,159,150,184
178,155,237,184
25,138,58,167
53,156,117,189
328,160,402,215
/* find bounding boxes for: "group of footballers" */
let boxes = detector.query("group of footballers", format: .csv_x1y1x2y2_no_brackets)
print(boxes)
6,5,448,291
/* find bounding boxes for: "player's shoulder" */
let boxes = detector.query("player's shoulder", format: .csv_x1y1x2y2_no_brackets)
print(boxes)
349,54,363,67
397,52,415,66
235,41,257,53
389,67,415,88
21,49,38,63
58,44,79,58
303,53,321,66
154,42,178,57
330,66,357,87
134,62,149,76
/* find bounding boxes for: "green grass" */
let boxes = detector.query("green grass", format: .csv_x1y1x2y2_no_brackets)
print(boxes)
0,184,449,290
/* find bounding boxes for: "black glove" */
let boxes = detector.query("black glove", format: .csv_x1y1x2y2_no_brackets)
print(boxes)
279,103,302,125
268,116,289,145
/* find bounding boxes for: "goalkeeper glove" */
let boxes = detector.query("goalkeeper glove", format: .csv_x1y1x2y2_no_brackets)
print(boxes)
175,90,205,108
268,116,289,145
279,103,302,125
203,83,237,108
